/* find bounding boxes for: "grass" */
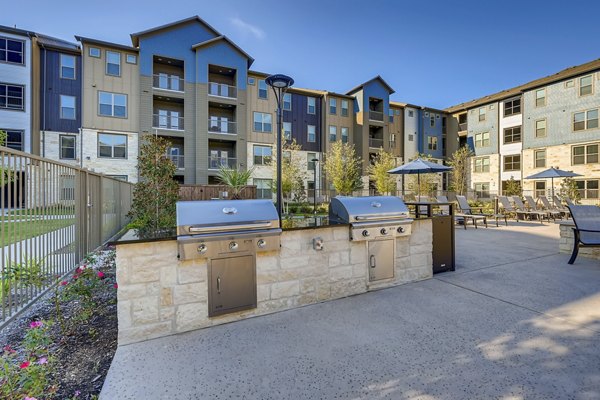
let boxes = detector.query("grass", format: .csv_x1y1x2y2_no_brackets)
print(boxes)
6,206,75,219
1,217,76,246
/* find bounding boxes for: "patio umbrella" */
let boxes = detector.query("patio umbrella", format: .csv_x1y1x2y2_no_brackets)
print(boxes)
387,158,452,197
524,167,582,199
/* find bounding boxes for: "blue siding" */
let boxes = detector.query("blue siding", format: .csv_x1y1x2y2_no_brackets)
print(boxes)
418,109,444,159
361,80,390,117
40,48,81,133
282,93,321,152
194,41,247,90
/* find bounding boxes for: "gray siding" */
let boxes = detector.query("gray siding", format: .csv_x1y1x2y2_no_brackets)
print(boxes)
466,102,499,156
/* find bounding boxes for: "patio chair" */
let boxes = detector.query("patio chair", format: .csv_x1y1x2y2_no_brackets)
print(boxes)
454,195,488,229
524,195,559,220
566,204,600,264
456,195,509,227
497,196,526,221
435,195,451,216
512,196,547,223
437,195,472,229
538,195,568,219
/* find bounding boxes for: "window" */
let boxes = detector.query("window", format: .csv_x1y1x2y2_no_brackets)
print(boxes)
60,54,76,79
0,83,24,110
503,126,522,144
579,75,593,96
60,135,76,159
576,180,599,199
307,153,316,170
89,47,100,58
60,95,76,119
534,181,546,199
253,145,272,165
253,112,272,132
430,116,435,127
283,93,292,111
0,36,24,64
390,133,396,146
2,129,23,150
126,54,137,64
329,98,337,115
98,133,127,158
503,154,521,171
283,122,292,140
573,109,598,131
427,136,438,150
535,119,547,138
329,125,337,142
408,134,414,141
535,88,546,107
474,132,490,147
255,178,272,199
565,80,574,88
504,98,521,116
534,149,546,168
489,104,495,110
473,157,490,173
341,100,348,116
98,91,127,117
247,77,255,85
307,97,316,114
108,175,128,181
408,110,414,117
478,107,486,121
572,144,598,165
341,127,349,143
307,125,316,142
258,79,267,99
59,174,76,201
105,51,120,76
474,183,490,198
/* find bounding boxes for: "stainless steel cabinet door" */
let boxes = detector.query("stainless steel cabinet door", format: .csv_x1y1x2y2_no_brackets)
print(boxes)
209,255,257,317
368,239,395,281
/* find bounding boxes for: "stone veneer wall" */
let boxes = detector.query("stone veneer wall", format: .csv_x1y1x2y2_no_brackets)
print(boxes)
115,219,433,345
559,222,600,260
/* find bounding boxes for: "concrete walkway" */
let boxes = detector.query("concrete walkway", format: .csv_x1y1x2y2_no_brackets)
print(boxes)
101,221,600,400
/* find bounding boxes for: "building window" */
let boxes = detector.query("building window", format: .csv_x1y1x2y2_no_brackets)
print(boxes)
579,74,593,96
475,132,490,147
60,54,76,79
0,36,24,64
478,107,486,121
307,153,316,170
307,97,316,114
389,110,394,123
341,127,349,143
253,145,272,165
98,133,127,158
503,126,522,144
572,144,598,165
535,119,547,138
565,80,574,88
474,183,490,198
98,91,127,117
341,100,348,116
535,88,546,107
60,95,76,119
258,79,267,99
0,83,24,111
534,149,546,168
503,154,521,171
504,98,521,116
283,122,292,140
105,51,121,76
473,157,490,173
60,135,76,159
253,112,272,132
126,54,137,64
534,181,546,198
390,133,396,147
329,125,337,142
576,179,599,199
408,134,414,141
108,175,128,181
247,77,255,85
408,110,414,117
2,129,23,151
573,109,598,131
427,136,438,150
89,47,101,58
255,178,272,199
329,98,337,115
283,93,292,111
430,115,435,127
307,125,316,142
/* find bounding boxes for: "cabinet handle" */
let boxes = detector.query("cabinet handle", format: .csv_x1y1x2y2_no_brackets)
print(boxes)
370,255,376,268
217,277,221,293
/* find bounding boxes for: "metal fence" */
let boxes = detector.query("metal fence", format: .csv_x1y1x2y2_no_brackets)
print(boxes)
1,146,133,327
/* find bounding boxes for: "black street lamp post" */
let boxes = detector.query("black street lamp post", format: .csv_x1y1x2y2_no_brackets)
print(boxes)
265,74,294,225
311,158,319,213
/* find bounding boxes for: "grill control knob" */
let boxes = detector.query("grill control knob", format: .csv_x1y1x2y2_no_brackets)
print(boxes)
229,242,238,250
380,228,388,235
362,230,370,237
397,226,405,233
257,239,266,249
197,243,207,254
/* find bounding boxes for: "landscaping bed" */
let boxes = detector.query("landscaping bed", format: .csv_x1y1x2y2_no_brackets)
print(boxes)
0,246,118,399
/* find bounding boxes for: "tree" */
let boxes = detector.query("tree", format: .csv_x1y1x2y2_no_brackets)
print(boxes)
216,166,254,199
128,135,180,231
323,141,363,196
447,146,472,195
0,130,15,184
503,177,522,196
559,177,581,204
407,153,438,197
367,148,397,195
268,139,307,212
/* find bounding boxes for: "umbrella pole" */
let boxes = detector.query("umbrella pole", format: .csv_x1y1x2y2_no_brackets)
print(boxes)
551,177,554,200
418,172,421,198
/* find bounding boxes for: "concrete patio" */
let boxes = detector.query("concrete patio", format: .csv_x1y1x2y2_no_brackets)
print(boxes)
101,221,600,400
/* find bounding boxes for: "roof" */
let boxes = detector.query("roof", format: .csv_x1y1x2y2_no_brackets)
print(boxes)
130,16,220,47
0,24,34,37
389,101,407,108
324,91,355,100
445,57,600,113
191,35,254,68
36,34,80,53
346,75,395,95
74,36,138,52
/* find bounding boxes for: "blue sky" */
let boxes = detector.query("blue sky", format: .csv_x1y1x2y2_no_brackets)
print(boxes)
8,0,600,109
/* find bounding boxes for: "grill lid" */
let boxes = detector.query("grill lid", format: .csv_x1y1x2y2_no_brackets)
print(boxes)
177,199,280,236
329,196,410,223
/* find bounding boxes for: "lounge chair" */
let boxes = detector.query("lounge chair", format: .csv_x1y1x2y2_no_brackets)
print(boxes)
435,195,451,216
456,195,508,227
566,204,600,264
437,195,474,229
512,196,547,223
524,195,558,220
498,196,528,221
538,195,567,219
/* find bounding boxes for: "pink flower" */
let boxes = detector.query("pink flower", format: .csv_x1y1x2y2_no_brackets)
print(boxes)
37,357,47,365
97,271,105,279
24,397,38,400
3,345,15,353
74,391,81,397
113,283,118,289
60,281,68,286
19,360,30,369
29,321,43,329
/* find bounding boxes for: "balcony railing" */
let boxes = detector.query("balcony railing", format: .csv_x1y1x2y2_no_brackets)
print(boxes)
208,82,237,99
208,156,237,169
458,122,467,132
369,110,384,121
166,154,185,169
369,138,384,148
153,114,184,131
153,74,184,92
208,118,237,134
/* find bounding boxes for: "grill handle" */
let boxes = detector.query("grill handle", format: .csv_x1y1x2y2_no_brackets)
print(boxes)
355,215,407,221
370,255,376,268
188,221,273,233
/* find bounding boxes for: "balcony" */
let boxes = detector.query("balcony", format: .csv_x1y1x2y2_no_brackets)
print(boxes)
459,122,467,132
208,156,237,170
369,138,384,148
166,153,184,169
208,82,237,99
153,114,184,131
208,118,236,135
369,111,384,122
153,74,184,92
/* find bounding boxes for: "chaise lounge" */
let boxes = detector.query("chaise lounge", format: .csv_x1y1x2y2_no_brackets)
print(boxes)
566,204,600,264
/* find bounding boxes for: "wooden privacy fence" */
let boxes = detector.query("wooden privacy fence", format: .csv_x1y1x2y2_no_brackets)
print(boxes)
179,185,256,201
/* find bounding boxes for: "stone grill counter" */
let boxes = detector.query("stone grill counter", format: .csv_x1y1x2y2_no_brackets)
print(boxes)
115,220,433,345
